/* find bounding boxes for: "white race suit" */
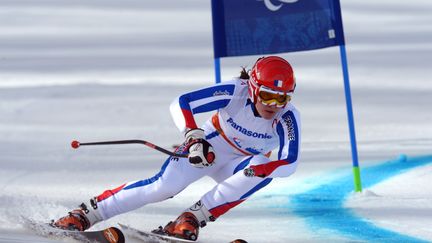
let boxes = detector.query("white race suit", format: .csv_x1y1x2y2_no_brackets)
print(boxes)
94,79,301,220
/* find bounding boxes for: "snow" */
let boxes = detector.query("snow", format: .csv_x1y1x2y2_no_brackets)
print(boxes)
1,0,432,242
347,165,432,240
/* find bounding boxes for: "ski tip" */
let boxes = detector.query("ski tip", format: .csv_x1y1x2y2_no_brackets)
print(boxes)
230,239,248,243
103,227,125,243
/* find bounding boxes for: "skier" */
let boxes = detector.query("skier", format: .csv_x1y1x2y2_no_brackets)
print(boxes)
53,56,301,241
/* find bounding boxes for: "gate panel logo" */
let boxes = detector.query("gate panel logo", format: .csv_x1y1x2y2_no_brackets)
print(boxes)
259,0,299,11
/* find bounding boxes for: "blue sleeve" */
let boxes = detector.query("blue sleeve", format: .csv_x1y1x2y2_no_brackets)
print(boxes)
276,109,300,163
170,82,236,132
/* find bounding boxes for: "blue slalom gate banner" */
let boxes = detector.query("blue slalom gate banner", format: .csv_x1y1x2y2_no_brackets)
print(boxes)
211,0,345,58
211,0,362,192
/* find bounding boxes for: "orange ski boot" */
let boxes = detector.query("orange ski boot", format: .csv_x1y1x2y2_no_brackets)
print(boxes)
52,209,90,231
161,212,200,241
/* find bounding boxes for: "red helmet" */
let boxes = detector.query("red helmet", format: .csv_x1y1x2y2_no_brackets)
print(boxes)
248,56,296,104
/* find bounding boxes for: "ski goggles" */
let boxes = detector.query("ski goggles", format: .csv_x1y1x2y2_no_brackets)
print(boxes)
257,86,292,107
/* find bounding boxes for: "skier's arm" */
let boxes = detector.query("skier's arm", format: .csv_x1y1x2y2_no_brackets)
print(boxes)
245,110,301,178
170,83,236,133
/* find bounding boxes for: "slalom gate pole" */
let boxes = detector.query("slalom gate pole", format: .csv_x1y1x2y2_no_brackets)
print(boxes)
339,44,362,192
214,57,221,83
71,139,187,158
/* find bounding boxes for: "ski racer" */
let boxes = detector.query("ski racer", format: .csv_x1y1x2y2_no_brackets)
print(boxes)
53,56,301,241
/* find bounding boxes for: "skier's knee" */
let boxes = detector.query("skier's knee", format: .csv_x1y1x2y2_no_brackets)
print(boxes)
249,154,271,166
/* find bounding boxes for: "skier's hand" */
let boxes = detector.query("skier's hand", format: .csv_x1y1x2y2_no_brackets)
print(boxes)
185,129,216,168
243,165,267,178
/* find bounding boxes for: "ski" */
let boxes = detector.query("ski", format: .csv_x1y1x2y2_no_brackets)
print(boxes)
119,223,248,243
119,223,195,243
24,218,125,243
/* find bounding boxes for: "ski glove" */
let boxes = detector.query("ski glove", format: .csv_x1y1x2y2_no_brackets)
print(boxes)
244,165,267,178
185,128,216,168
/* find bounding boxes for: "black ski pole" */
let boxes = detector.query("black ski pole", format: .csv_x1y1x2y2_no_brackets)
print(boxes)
71,139,187,158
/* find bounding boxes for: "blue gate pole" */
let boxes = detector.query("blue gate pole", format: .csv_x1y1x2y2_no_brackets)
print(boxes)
214,57,221,83
339,44,362,192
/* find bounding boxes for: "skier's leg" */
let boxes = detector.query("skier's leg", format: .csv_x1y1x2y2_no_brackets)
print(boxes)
96,156,205,219
201,154,275,219
159,155,272,240
54,156,209,230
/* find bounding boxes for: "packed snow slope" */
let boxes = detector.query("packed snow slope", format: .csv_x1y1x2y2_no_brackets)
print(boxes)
0,84,431,243
1,0,432,242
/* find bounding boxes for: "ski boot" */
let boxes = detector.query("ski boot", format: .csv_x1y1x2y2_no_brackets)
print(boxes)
52,208,90,231
52,200,103,231
157,212,200,241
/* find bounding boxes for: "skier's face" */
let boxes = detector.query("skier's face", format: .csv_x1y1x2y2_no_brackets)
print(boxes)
255,100,282,119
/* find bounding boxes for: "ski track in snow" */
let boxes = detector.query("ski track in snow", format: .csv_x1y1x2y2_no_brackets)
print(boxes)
288,155,432,242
